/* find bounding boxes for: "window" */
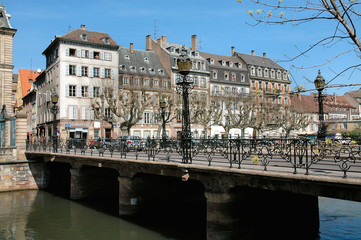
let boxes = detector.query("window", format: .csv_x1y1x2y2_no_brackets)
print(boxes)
257,68,262,76
105,52,112,61
144,112,151,124
232,74,236,81
119,65,126,71
241,75,245,82
81,66,88,77
154,80,158,87
69,48,76,56
144,57,149,62
264,69,269,77
81,50,89,58
123,77,129,85
93,67,100,77
251,67,255,76
94,51,100,59
69,106,77,119
210,58,214,64
149,68,155,74
104,68,111,78
102,37,110,44
200,77,206,87
163,81,168,88
81,107,89,120
140,67,145,73
158,69,165,75
144,79,149,86
69,85,76,97
104,108,111,119
80,34,87,41
130,66,136,72
94,87,100,97
271,70,275,78
224,73,229,80
69,65,76,75
213,71,217,79
134,78,139,85
81,86,88,97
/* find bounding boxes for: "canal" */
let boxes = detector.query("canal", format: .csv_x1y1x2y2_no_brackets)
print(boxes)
0,190,361,239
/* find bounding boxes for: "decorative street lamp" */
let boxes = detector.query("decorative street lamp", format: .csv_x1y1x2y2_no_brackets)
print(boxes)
314,70,326,140
159,97,168,147
176,46,193,163
51,90,59,152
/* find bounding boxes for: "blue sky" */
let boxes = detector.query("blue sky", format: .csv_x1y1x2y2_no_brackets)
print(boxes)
3,0,360,95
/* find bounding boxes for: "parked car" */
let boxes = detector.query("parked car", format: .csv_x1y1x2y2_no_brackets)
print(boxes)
93,138,114,149
115,136,144,150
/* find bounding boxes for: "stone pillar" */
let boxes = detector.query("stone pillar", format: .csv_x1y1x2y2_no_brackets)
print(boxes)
118,176,139,217
205,191,240,240
15,113,27,160
70,168,90,200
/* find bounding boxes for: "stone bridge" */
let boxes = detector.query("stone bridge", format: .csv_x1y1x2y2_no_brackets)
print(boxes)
25,150,361,240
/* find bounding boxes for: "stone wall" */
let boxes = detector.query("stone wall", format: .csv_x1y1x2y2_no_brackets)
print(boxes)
0,162,38,192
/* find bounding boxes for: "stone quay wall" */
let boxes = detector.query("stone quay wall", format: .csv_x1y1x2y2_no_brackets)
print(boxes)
0,162,38,192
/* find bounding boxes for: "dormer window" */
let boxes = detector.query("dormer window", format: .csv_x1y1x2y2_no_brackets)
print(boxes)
119,65,126,71
221,60,226,66
149,68,155,74
79,34,87,41
102,37,110,44
130,66,136,72
228,62,233,67
210,58,214,64
158,69,165,75
140,67,145,73
124,55,130,60
144,57,149,62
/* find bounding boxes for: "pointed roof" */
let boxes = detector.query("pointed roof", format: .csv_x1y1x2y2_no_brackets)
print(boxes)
43,25,119,54
19,69,40,98
235,51,284,70
291,94,328,114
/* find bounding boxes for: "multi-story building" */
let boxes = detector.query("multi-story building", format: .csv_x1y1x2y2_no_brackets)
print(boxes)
146,34,210,138
344,88,361,119
199,50,251,137
234,50,291,137
39,25,119,141
0,4,16,115
118,44,171,138
15,69,40,111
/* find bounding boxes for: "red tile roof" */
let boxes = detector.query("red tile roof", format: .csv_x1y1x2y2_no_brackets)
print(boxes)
19,69,40,98
60,28,118,47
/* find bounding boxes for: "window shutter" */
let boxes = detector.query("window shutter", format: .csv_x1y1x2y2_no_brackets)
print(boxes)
111,69,115,80
89,66,94,78
76,85,81,97
89,51,94,59
77,65,81,76
100,52,104,60
65,85,69,97
91,109,94,120
100,68,105,78
81,50,85,58
89,86,94,98
65,48,69,56
76,49,81,57
65,64,69,75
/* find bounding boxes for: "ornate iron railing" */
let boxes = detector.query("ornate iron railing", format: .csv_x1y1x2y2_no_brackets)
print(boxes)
25,137,361,179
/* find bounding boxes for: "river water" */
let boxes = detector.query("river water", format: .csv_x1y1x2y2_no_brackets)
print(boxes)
0,190,360,240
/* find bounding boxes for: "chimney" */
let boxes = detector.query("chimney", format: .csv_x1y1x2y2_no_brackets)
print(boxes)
146,35,152,51
263,52,267,58
191,35,197,51
157,37,163,46
130,43,134,54
251,50,255,55
333,93,337,104
161,35,167,43
80,24,86,30
231,46,235,55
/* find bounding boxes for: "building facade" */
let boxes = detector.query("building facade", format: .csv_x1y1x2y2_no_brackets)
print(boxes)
39,25,119,141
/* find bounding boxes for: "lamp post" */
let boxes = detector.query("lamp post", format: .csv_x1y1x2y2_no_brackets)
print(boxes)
314,70,326,140
160,97,168,147
51,91,59,152
176,46,193,163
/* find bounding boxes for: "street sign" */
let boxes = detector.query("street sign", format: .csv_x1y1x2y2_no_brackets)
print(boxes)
65,123,70,128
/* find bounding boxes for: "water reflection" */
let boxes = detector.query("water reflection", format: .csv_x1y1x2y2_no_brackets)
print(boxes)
0,190,177,240
1,191,361,240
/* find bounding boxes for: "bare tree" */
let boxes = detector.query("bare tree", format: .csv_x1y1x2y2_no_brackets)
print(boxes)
190,92,214,138
91,87,150,136
238,0,361,82
279,105,311,137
